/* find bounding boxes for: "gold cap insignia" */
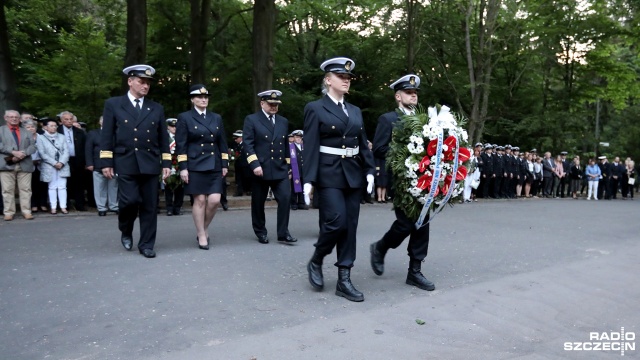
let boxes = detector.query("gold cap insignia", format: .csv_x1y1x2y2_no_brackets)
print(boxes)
200,87,207,94
270,92,277,98
344,61,352,71
145,69,152,76
409,76,415,85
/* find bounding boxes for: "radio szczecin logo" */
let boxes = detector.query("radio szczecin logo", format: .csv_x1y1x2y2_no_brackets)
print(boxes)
564,327,635,356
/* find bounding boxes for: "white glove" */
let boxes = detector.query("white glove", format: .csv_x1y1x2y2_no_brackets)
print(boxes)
366,174,374,194
303,183,313,205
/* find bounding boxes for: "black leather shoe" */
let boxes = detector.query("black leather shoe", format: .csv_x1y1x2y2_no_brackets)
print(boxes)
291,205,298,210
197,236,209,250
257,235,269,244
98,211,107,216
307,254,324,290
173,208,182,215
121,234,133,251
370,242,385,276
139,248,156,258
278,235,298,243
222,203,228,211
167,210,173,216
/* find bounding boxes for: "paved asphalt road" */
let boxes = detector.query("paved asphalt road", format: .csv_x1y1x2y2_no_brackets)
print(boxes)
1,198,638,359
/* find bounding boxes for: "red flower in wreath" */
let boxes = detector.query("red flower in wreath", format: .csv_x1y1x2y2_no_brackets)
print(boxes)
440,174,453,194
456,166,468,181
418,156,431,173
427,139,438,156
457,147,471,162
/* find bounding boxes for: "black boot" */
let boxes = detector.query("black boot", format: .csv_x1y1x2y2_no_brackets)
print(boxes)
336,267,364,302
307,253,324,290
406,259,435,291
370,241,386,276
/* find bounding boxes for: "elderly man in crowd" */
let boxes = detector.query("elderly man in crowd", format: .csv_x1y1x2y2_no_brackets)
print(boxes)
58,111,87,211
86,116,118,216
0,110,37,220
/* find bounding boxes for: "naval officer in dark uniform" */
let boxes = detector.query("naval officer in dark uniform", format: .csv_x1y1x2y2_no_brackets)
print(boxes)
176,84,229,250
99,64,171,258
303,57,375,302
242,90,297,245
369,74,435,291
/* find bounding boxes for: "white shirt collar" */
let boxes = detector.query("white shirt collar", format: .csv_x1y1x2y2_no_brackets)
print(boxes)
195,107,206,116
127,91,144,107
326,93,345,106
398,106,414,115
261,109,274,119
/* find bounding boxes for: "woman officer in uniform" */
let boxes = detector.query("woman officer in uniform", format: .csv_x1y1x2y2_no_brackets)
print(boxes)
303,57,375,302
176,84,229,250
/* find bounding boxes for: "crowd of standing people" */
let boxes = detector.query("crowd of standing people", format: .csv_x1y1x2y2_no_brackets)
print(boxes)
2,59,637,303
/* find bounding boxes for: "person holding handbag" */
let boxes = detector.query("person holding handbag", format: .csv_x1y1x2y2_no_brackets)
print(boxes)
37,118,70,214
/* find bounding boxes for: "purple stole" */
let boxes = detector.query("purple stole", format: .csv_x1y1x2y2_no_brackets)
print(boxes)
289,143,302,193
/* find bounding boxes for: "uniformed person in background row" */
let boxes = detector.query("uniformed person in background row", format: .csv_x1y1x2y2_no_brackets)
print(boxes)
100,64,171,258
303,57,375,302
164,118,184,216
231,130,251,197
242,90,297,245
290,129,307,210
176,84,229,250
370,74,435,292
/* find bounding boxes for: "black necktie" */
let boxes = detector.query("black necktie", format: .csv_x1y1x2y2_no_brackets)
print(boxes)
134,99,142,115
338,102,348,116
269,115,274,127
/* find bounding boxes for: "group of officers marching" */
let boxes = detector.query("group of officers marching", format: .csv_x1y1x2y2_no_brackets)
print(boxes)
98,59,435,302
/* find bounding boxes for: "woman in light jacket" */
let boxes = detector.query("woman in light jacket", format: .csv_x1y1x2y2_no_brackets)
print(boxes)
37,118,70,214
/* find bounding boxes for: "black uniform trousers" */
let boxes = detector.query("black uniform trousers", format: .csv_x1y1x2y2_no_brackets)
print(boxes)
379,208,430,261
543,176,553,196
235,165,251,195
117,174,159,251
68,157,86,210
165,184,184,212
251,176,290,238
493,176,503,198
314,187,361,268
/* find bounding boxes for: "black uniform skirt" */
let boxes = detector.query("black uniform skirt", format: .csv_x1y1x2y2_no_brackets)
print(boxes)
184,170,223,195
375,158,388,187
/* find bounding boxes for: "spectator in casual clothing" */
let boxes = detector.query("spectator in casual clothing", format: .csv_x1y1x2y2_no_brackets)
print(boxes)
542,152,555,197
25,120,49,212
524,153,534,197
57,111,87,211
38,119,70,214
622,159,635,199
586,158,601,200
552,155,564,198
1,110,37,220
85,116,118,216
569,158,583,199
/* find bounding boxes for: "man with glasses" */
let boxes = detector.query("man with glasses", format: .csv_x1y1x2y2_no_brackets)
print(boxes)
1,110,36,220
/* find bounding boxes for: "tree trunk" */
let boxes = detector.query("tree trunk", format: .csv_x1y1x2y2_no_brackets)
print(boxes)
465,0,500,144
252,0,276,112
0,0,19,112
406,0,417,73
122,0,147,91
190,0,211,84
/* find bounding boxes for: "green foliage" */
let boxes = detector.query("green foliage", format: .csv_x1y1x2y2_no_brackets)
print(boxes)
3,0,640,159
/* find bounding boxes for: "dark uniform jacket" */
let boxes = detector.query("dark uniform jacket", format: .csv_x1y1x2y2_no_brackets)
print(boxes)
58,125,86,167
242,111,290,181
233,141,248,168
85,128,101,169
99,95,171,174
175,108,229,172
302,95,375,189
372,110,400,160
480,152,493,176
493,154,505,177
